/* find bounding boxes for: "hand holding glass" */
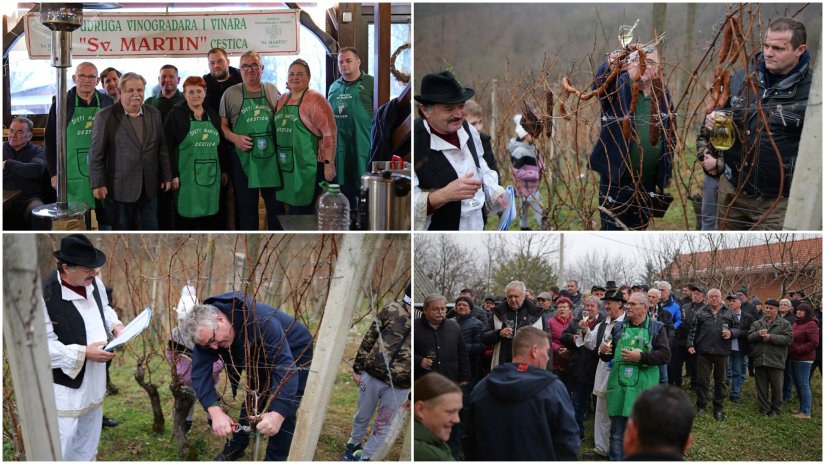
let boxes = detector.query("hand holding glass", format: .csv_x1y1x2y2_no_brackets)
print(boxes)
709,110,735,151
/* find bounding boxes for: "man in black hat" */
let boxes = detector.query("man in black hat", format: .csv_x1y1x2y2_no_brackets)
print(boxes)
413,70,506,230
42,234,124,460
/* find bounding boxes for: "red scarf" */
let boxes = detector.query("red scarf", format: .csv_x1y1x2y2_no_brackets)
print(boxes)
61,280,87,299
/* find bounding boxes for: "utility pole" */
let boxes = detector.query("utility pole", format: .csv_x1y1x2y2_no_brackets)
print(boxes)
491,78,498,139
558,233,565,286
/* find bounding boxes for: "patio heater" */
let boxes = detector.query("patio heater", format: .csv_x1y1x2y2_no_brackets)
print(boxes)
32,3,89,230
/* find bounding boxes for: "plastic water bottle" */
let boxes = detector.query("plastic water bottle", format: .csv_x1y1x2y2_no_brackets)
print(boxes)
316,184,350,230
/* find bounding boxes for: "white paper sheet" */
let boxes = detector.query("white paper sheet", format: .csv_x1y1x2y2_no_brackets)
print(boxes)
104,307,152,352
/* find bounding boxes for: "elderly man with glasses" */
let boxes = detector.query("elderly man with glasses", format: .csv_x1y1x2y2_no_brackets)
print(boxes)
413,293,471,459
598,292,670,461
184,292,313,461
219,50,283,230
589,43,676,230
45,62,115,226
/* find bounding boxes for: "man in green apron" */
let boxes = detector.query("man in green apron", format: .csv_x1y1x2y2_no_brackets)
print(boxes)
45,61,114,227
219,51,283,230
328,47,374,208
599,292,670,461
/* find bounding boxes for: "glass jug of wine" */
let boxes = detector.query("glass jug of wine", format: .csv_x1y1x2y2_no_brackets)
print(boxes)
710,110,735,151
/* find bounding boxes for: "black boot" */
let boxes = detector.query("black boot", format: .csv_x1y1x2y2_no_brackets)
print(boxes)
102,416,120,427
215,440,246,461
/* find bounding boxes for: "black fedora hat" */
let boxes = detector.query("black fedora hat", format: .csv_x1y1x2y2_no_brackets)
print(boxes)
53,234,106,268
602,289,626,303
414,71,475,105
605,280,618,291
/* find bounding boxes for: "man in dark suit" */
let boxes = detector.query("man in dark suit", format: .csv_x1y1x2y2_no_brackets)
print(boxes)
89,72,172,230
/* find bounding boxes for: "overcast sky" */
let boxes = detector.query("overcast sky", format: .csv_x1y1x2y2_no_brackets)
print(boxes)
417,232,820,279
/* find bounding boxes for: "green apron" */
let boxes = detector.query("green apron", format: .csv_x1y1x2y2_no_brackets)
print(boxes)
66,93,101,207
175,115,220,217
328,78,371,190
606,317,659,417
233,84,281,188
273,92,319,206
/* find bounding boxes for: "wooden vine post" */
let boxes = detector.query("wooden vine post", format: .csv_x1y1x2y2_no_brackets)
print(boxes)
2,234,62,460
288,234,378,460
784,40,822,231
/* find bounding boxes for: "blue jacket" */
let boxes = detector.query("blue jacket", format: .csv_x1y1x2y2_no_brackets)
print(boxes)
588,61,675,192
662,295,683,330
192,292,313,417
465,363,580,460
3,142,47,201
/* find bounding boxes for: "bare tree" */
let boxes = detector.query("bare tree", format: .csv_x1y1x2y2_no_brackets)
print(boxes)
415,234,476,297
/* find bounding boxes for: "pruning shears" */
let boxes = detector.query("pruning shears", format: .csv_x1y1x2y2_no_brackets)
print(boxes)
231,422,253,434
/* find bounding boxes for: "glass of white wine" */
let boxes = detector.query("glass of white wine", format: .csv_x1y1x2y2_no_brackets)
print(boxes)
710,110,735,151
618,19,639,49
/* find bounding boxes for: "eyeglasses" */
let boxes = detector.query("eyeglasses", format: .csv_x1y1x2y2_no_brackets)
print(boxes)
240,63,261,71
428,307,447,313
76,74,98,81
206,327,218,347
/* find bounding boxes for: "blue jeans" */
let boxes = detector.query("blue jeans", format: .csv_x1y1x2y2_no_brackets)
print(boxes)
598,177,656,230
701,173,719,230
570,381,592,440
659,364,669,384
728,351,746,398
105,197,158,230
608,415,628,461
229,401,297,460
789,361,813,415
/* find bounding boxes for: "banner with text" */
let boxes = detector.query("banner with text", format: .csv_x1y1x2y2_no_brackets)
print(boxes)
25,10,300,59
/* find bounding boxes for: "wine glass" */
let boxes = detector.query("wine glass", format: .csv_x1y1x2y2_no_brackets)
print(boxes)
618,19,640,49
463,168,481,209
710,110,735,151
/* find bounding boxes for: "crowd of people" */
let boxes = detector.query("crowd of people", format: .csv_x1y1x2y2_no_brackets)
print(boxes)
413,279,821,461
5,46,412,230
413,17,812,231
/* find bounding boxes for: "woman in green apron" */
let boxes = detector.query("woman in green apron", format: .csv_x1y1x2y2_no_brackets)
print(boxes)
164,76,229,230
273,59,337,214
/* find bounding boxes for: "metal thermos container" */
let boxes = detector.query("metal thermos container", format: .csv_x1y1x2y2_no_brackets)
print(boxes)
360,169,411,230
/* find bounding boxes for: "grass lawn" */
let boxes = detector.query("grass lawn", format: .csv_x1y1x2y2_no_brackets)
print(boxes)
3,316,407,461
577,369,823,461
